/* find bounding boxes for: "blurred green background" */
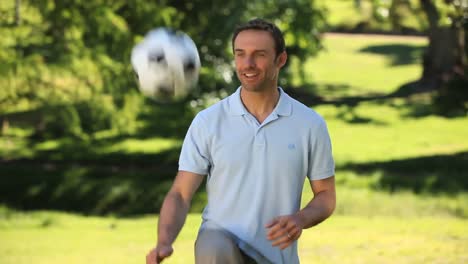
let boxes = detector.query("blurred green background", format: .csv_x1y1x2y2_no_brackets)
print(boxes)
1,0,467,263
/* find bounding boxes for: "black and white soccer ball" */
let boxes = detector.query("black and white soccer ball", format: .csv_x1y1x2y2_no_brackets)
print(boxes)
131,28,201,100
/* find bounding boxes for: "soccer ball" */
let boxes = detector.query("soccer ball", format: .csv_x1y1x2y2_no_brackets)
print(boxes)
131,28,201,100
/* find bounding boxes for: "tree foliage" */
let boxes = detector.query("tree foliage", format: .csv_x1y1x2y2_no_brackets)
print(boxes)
1,0,326,137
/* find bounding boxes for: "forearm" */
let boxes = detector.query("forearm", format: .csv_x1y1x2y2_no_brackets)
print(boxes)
296,189,336,229
157,191,191,245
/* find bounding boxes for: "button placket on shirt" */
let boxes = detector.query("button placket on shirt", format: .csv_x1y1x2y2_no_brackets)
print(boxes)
243,113,263,147
254,113,279,147
254,128,265,146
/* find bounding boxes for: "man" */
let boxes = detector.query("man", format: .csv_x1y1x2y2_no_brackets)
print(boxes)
146,18,336,264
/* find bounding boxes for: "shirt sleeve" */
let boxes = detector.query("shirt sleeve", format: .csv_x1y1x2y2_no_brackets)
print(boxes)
307,119,335,180
178,112,211,175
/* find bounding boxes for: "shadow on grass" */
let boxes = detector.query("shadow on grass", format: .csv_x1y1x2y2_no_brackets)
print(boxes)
285,85,425,125
0,97,204,216
339,151,468,194
286,84,395,107
0,145,207,216
359,43,425,66
135,97,196,139
3,148,465,216
285,79,445,122
0,76,460,216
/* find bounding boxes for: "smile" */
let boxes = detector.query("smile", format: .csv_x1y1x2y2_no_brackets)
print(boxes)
244,73,259,78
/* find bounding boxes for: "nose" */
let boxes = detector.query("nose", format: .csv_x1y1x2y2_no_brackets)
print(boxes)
244,55,255,68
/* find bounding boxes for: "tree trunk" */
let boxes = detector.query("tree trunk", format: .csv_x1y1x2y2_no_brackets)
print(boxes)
15,0,21,26
419,0,466,90
454,13,466,73
420,27,458,89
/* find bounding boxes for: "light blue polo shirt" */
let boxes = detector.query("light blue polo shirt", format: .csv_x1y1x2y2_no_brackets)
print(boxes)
179,87,335,264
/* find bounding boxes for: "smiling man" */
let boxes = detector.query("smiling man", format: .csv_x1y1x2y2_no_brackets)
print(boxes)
146,18,336,264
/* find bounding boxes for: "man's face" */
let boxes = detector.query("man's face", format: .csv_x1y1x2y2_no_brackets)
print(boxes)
233,30,286,92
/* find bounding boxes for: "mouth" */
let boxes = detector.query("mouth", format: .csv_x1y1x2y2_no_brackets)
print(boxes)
242,72,259,80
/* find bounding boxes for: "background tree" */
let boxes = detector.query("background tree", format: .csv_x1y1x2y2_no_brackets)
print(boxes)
1,0,326,137
418,0,467,115
420,0,466,89
362,0,467,114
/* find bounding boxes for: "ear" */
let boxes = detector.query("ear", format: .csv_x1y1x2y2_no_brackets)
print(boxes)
276,51,287,68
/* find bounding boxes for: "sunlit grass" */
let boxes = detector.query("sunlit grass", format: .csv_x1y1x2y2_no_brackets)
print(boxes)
306,33,427,97
99,138,181,155
302,183,468,218
298,215,467,264
315,101,468,164
1,208,466,264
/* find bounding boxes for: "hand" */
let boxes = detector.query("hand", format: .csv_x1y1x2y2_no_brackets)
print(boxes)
146,244,173,264
265,214,303,250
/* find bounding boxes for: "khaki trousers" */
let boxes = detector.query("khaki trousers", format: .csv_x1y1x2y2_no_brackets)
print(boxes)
195,228,257,264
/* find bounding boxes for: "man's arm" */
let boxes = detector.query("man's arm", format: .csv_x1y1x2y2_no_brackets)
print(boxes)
266,176,336,249
297,176,336,228
146,170,204,264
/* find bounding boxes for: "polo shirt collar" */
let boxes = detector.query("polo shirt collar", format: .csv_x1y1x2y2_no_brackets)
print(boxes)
274,87,292,116
228,87,246,115
228,86,292,116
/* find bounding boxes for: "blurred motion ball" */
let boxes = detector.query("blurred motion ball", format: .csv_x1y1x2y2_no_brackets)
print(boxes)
131,28,201,100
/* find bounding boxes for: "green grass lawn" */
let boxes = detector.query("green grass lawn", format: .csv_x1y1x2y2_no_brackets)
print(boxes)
1,209,467,264
321,102,468,164
306,33,427,97
1,32,468,263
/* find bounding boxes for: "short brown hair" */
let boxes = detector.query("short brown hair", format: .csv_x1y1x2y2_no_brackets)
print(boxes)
232,18,286,57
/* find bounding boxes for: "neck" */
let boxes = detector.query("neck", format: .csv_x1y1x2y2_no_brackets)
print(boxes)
240,86,280,123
